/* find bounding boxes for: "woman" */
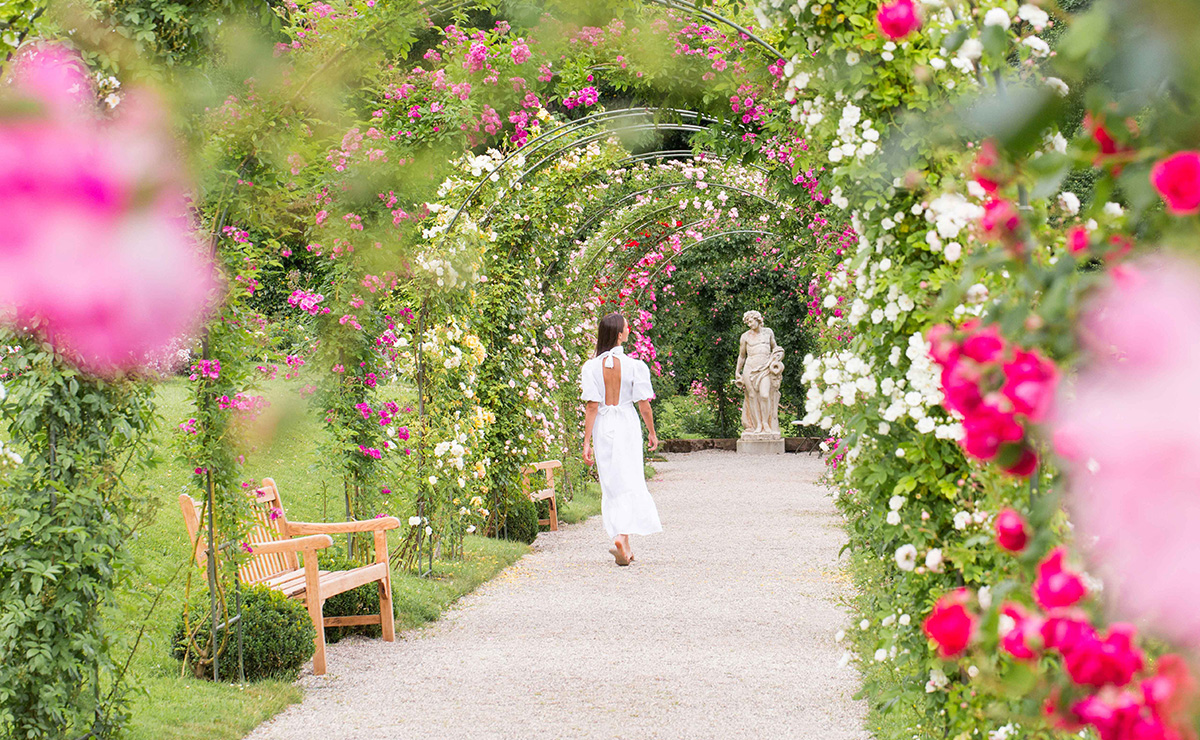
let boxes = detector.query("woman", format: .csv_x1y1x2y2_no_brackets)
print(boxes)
581,313,662,566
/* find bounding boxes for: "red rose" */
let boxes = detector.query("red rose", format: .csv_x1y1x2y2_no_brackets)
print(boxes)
1067,226,1090,254
1001,348,1058,422
1064,624,1144,688
1033,547,1087,610
1151,151,1200,215
972,140,1003,194
961,404,1023,460
923,588,976,657
999,602,1042,661
1041,611,1097,656
876,0,922,39
994,508,1030,552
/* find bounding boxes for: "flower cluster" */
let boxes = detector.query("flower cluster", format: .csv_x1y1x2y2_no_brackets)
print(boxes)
928,321,1057,477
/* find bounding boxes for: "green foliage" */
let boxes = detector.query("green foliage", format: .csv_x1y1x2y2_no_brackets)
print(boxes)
653,394,718,439
0,340,157,740
502,495,539,545
172,585,316,682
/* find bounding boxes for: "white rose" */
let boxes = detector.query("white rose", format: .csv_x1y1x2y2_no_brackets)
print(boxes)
1022,36,1050,58
899,614,911,626
1018,4,1050,30
958,38,983,61
886,511,902,526
944,241,963,262
1045,77,1070,97
895,544,918,571
889,495,906,511
1104,201,1125,217
1058,191,1081,215
953,511,972,530
874,648,888,662
983,8,1011,28
925,548,944,572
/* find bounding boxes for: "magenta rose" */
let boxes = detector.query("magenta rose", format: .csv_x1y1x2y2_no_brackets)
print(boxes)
1151,151,1200,215
1064,624,1144,688
1033,547,1087,610
923,588,976,658
1001,348,1058,422
994,508,1030,552
961,405,1023,460
999,603,1042,661
876,0,922,39
998,444,1038,478
1041,611,1097,656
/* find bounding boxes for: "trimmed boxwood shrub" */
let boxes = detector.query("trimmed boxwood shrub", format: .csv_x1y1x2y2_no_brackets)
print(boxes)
504,494,539,544
172,585,315,681
318,551,387,644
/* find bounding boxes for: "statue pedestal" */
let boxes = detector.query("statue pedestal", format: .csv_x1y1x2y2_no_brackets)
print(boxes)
737,434,785,455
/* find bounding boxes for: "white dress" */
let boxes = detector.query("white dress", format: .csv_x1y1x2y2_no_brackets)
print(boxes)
580,346,663,539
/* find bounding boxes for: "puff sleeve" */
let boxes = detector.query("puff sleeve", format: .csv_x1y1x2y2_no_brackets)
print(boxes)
630,359,656,403
580,361,603,403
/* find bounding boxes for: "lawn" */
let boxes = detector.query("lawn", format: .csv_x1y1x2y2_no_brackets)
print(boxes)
111,379,529,740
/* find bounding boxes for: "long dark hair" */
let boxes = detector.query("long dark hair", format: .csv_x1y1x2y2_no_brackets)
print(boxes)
595,312,627,357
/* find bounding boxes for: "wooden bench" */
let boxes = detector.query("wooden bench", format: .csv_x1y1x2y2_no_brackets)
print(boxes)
180,477,400,675
521,459,562,531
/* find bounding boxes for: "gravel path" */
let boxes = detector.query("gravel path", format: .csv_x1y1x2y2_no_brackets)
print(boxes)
246,451,868,740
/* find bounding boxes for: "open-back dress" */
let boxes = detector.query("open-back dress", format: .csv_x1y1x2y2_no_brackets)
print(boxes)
580,346,663,539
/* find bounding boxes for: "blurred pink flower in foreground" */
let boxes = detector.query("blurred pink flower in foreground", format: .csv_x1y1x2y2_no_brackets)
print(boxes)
0,45,212,374
1053,256,1200,648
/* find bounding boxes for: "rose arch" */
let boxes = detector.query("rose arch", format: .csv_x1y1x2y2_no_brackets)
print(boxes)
4,0,1200,738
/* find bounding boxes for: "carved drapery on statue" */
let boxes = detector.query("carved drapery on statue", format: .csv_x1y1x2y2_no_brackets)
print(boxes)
734,311,785,453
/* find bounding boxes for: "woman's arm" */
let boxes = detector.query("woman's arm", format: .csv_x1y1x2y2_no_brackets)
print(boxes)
637,400,659,452
582,401,599,465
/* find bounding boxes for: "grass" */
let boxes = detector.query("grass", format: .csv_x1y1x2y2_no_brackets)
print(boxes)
106,378,527,740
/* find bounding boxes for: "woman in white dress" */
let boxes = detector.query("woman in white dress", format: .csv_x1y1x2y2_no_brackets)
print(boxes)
581,313,662,566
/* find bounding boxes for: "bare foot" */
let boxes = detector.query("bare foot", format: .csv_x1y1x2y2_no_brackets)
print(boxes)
609,541,630,566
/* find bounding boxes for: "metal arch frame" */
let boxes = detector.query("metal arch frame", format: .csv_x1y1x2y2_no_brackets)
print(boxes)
630,229,783,302
478,123,709,225
570,180,784,243
644,0,786,62
441,107,723,236
576,211,757,289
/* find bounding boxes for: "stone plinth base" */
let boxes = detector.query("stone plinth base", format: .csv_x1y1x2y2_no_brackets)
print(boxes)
737,437,785,455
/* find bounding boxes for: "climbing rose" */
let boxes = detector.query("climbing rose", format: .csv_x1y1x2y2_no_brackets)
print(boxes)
1064,623,1144,688
1151,151,1200,215
1041,611,1096,656
1033,547,1087,610
923,588,976,657
999,603,1042,661
876,0,921,39
994,508,1029,552
0,45,213,374
510,41,532,65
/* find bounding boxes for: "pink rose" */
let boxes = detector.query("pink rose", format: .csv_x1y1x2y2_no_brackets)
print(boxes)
994,508,1030,552
1064,623,1144,688
961,325,1005,363
999,603,1042,661
980,198,1022,243
1067,226,1090,254
1001,348,1058,422
876,0,922,40
961,404,1023,460
1041,611,1096,656
1033,547,1087,610
923,588,976,658
1151,151,1200,215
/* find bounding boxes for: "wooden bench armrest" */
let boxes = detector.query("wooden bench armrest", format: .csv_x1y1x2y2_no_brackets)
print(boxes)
251,534,333,555
288,517,401,535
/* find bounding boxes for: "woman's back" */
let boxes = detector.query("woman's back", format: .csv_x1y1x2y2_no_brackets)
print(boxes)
580,348,654,407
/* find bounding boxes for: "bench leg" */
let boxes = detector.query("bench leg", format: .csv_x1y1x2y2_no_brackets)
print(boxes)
549,496,559,531
303,556,326,675
375,529,395,642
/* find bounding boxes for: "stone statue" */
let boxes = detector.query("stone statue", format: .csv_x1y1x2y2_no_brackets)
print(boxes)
734,310,785,453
